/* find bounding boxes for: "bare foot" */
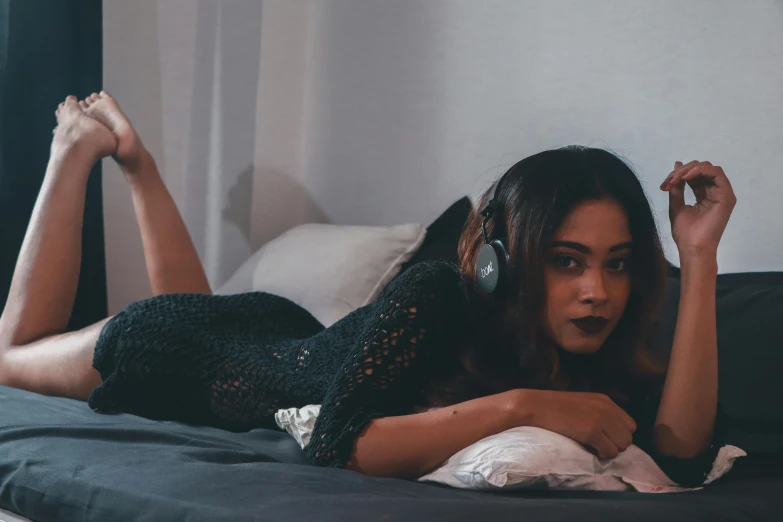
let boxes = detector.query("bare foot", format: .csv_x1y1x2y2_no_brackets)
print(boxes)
82,91,146,169
53,96,117,161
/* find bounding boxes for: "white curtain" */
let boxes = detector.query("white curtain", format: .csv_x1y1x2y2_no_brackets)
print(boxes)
171,0,262,288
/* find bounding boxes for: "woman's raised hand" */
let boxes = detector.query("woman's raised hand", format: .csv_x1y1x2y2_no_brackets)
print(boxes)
660,160,737,260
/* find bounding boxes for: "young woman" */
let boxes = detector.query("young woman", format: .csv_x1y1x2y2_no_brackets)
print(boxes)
0,94,735,488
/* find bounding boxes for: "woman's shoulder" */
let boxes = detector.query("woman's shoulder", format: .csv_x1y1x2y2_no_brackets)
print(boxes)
387,260,469,295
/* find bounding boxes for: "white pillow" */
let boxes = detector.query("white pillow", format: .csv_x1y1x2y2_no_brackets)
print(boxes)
275,404,746,493
216,223,427,327
419,426,745,493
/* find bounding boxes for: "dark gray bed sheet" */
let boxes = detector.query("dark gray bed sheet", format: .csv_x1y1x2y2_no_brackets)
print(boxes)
1,385,781,522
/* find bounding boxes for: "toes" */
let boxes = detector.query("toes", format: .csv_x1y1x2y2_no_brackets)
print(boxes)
65,95,78,105
89,92,100,103
79,100,89,110
97,90,116,104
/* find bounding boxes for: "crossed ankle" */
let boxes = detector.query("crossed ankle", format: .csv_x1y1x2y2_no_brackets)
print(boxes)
49,140,102,169
120,147,155,179
52,127,115,165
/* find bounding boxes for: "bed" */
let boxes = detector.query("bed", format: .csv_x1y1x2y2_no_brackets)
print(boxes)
0,384,780,522
1,198,781,521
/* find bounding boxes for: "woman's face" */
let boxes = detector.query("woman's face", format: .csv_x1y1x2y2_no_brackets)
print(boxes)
541,197,632,354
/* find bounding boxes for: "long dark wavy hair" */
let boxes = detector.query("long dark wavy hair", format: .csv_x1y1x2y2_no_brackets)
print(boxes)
423,146,668,409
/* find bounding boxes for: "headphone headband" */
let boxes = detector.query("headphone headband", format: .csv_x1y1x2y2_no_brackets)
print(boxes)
480,179,499,217
476,172,511,294
480,168,509,218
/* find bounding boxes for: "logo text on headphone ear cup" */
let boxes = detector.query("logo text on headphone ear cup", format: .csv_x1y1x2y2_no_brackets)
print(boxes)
476,243,501,294
480,261,494,279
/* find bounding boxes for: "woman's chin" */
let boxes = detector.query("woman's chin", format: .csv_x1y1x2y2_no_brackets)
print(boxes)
559,338,604,355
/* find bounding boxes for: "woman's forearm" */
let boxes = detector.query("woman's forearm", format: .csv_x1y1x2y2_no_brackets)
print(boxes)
655,251,719,458
126,152,212,295
346,390,527,479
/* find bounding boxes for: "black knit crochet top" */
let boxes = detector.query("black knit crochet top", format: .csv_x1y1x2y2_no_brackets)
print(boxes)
87,261,724,487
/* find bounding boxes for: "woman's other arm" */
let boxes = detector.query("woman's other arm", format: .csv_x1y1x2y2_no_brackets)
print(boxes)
654,254,718,458
656,160,736,458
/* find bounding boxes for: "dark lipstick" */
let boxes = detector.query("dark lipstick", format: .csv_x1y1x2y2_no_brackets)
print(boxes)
571,316,609,334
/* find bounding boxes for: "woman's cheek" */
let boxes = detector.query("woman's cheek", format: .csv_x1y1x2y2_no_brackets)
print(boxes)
546,280,571,338
611,274,632,311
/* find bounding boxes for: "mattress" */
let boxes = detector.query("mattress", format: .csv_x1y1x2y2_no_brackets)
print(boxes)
0,385,780,522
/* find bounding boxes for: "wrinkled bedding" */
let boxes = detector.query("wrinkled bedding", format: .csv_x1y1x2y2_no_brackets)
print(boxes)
0,385,781,522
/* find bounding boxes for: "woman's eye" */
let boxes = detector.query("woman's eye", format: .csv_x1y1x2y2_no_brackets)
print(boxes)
608,258,629,271
553,256,579,269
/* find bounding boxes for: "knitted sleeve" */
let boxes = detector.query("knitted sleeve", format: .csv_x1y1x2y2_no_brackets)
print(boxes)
305,261,466,468
629,394,729,487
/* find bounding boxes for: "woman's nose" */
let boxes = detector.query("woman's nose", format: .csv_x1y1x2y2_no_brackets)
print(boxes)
579,269,609,305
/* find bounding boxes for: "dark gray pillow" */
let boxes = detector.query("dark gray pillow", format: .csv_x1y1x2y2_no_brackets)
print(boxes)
399,196,472,272
655,275,783,456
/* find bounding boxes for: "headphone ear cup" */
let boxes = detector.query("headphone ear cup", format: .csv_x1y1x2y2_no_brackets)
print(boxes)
476,243,500,294
476,239,510,294
491,238,510,281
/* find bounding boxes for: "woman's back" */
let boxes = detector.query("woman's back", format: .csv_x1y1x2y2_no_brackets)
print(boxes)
87,260,469,460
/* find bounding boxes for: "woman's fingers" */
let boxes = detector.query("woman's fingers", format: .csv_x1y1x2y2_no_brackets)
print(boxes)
714,166,737,207
662,160,734,198
681,163,733,192
590,432,620,460
681,163,717,181
669,175,687,218
661,160,699,190
661,162,685,189
602,396,637,433
602,421,634,452
670,160,708,188
618,407,637,433
679,164,736,206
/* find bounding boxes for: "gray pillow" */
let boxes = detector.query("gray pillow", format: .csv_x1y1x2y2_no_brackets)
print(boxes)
654,275,783,456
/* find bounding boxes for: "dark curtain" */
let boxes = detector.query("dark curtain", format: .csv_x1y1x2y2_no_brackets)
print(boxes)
0,0,107,330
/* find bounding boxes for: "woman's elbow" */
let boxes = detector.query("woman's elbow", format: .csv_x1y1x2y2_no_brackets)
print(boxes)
345,449,425,480
346,429,433,479
656,443,706,459
652,424,712,459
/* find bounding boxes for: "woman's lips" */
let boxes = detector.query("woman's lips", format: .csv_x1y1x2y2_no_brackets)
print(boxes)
571,316,609,334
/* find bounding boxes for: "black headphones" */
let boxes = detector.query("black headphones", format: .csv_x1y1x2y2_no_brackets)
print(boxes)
475,175,511,295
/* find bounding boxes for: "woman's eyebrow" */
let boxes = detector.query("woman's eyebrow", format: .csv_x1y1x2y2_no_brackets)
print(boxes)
549,240,633,254
609,241,633,252
550,241,590,253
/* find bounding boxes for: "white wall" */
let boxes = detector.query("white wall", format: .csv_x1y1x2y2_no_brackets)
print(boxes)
251,0,327,250
296,0,783,272
104,0,783,312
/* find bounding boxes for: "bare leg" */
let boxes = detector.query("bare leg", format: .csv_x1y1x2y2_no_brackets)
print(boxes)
0,96,115,346
83,91,212,295
1,320,108,400
0,96,116,399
